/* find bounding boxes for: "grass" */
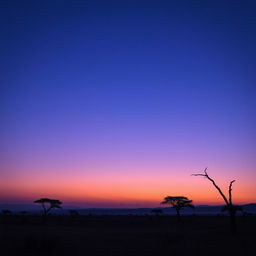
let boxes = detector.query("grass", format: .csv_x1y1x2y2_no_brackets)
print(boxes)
0,215,255,256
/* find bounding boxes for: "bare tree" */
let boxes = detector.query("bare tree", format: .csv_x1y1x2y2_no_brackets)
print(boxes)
192,168,242,234
161,196,194,222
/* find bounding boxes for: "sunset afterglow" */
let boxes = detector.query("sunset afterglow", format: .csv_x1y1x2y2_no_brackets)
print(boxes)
1,1,256,208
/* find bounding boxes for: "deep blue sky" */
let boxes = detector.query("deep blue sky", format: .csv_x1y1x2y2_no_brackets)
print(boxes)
1,1,256,206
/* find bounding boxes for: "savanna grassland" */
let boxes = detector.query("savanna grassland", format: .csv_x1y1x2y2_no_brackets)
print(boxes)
1,215,255,256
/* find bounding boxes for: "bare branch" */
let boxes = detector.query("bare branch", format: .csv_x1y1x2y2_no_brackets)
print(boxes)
228,180,236,205
191,174,206,177
192,167,208,177
192,168,229,205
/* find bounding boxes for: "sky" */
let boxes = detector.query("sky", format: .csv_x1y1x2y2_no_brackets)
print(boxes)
1,0,256,208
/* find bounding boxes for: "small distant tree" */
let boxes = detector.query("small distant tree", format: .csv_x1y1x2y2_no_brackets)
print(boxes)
161,196,194,222
151,208,163,216
34,198,62,218
69,209,79,217
1,209,12,216
192,168,242,234
19,211,28,215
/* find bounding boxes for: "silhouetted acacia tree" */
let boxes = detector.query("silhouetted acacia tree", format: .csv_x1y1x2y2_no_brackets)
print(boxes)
192,168,242,234
34,198,62,219
161,196,194,222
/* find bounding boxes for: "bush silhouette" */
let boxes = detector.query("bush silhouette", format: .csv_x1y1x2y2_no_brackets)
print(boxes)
69,209,79,217
1,209,12,216
151,208,163,216
19,211,28,215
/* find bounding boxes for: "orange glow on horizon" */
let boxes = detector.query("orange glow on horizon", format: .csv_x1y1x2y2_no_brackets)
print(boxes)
1,167,255,207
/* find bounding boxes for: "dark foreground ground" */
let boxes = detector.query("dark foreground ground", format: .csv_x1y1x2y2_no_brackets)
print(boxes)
1,215,256,256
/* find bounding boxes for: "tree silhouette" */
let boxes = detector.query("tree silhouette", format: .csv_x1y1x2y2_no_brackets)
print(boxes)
19,211,28,215
69,209,80,217
34,198,62,217
192,168,242,234
1,209,12,216
161,196,194,222
151,208,163,216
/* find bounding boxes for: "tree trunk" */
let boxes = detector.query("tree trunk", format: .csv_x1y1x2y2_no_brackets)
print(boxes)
176,208,181,222
229,210,237,234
